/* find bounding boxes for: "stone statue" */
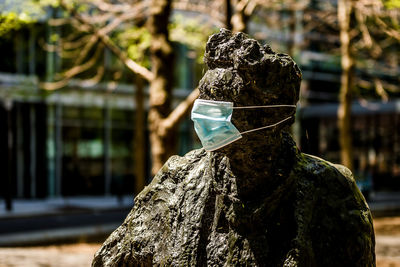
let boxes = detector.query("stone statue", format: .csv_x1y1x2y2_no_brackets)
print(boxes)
92,29,375,267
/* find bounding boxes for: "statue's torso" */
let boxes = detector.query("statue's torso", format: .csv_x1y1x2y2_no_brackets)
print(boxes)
93,147,375,267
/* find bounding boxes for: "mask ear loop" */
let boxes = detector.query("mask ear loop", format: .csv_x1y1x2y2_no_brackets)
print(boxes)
232,104,297,135
232,104,296,109
240,116,293,135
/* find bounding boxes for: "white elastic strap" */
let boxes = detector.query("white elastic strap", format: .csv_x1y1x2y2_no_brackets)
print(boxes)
206,135,243,152
240,116,293,135
232,104,296,109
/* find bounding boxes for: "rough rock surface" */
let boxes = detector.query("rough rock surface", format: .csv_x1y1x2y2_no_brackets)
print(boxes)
92,29,375,267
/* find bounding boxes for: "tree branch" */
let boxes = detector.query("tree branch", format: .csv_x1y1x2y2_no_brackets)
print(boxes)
373,78,389,102
161,88,199,133
60,0,154,82
64,43,104,78
74,35,99,66
173,0,225,27
67,9,144,65
40,42,105,91
83,0,136,13
355,8,373,49
63,35,92,50
99,9,147,36
375,17,400,42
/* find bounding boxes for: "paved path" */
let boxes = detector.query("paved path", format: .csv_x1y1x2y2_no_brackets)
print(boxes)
376,235,400,266
374,216,400,267
0,236,398,267
0,243,100,267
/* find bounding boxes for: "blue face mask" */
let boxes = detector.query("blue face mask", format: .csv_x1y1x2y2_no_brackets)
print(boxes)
191,99,296,151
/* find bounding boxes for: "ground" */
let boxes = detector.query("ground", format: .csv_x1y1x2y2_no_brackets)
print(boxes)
375,216,400,267
0,216,399,267
0,243,99,267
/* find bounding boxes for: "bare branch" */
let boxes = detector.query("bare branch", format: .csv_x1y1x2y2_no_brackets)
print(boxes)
231,0,252,32
60,0,154,82
64,43,104,78
173,0,225,27
355,9,373,48
74,35,99,66
83,0,135,13
63,31,85,43
244,0,258,16
373,78,389,102
99,9,147,36
70,19,92,32
38,38,59,53
375,17,400,42
40,65,105,91
80,13,116,25
255,0,309,11
48,17,73,26
40,79,70,91
63,35,92,50
353,0,384,16
66,9,143,64
162,88,199,133
76,2,147,25
60,49,80,59
77,65,105,87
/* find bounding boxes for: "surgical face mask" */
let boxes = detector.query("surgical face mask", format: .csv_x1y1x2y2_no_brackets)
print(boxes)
191,99,296,152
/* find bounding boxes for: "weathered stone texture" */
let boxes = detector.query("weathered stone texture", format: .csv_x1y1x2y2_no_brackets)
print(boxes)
92,29,375,267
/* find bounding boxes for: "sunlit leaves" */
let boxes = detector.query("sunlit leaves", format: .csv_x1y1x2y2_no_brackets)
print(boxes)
116,26,152,68
0,0,45,36
0,13,26,37
383,0,400,9
169,14,217,64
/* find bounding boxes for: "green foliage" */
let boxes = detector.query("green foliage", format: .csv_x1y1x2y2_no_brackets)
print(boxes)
0,13,27,38
115,26,152,68
114,14,217,68
0,0,42,37
383,0,400,9
50,32,60,42
1,0,47,20
169,14,217,64
0,0,62,37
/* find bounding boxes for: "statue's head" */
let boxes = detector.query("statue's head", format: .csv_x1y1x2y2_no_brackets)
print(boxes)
197,29,302,138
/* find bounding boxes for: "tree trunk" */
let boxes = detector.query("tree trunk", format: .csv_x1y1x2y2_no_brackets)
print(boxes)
231,0,249,33
147,0,176,176
338,0,354,171
287,9,296,57
61,0,198,177
225,0,233,30
134,76,146,194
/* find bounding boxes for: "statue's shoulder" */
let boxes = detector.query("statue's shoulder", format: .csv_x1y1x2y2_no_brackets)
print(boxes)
295,153,375,266
295,152,370,219
298,152,359,194
92,149,212,266
135,148,209,203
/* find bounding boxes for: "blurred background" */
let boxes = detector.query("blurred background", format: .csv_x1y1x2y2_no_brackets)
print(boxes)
0,0,399,266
